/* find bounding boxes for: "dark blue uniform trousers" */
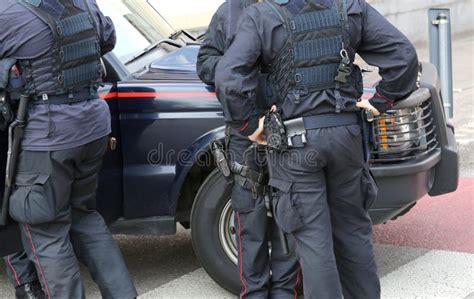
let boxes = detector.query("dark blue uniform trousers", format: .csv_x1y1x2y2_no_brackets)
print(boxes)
4,251,38,288
8,136,137,299
228,129,300,299
269,124,380,299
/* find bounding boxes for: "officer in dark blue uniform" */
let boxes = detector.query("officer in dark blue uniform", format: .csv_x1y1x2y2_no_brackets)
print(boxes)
215,0,419,298
0,0,137,298
197,1,300,297
1,59,43,299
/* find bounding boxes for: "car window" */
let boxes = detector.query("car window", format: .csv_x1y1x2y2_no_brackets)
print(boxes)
96,0,175,66
150,46,199,72
147,0,224,30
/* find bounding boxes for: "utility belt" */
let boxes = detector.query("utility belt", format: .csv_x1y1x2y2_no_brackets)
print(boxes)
265,112,360,152
31,88,97,106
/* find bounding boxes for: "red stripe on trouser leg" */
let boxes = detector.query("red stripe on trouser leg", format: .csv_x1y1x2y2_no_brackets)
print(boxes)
236,212,248,299
24,224,52,299
294,268,300,299
7,255,21,286
295,240,305,297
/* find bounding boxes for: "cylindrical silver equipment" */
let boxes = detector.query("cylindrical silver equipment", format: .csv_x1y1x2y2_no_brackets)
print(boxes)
433,13,453,118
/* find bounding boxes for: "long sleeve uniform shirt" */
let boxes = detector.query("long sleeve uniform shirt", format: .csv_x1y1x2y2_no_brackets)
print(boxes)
0,0,117,151
215,0,419,136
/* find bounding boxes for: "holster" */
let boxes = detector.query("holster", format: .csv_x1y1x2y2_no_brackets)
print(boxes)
0,92,14,132
231,161,268,198
0,59,17,132
211,140,232,178
264,111,288,152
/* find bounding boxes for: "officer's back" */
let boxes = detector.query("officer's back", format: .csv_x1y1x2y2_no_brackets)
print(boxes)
0,1,137,297
215,0,419,298
216,0,418,130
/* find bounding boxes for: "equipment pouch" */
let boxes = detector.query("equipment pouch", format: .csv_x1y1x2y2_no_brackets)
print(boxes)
211,140,232,178
285,117,306,147
9,173,54,225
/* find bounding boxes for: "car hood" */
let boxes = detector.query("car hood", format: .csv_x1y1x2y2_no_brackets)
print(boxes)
138,45,201,80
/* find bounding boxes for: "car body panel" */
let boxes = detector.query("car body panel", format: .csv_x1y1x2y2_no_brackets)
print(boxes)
101,80,223,219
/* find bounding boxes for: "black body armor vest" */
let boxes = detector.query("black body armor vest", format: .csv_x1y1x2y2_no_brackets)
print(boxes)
17,0,102,98
267,0,360,112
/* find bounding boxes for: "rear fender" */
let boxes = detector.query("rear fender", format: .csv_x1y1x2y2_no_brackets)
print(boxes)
168,126,226,213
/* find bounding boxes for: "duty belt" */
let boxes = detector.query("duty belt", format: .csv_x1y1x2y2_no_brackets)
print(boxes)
285,113,359,147
31,89,96,105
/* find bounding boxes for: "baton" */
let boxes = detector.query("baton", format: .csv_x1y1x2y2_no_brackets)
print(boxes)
1,94,29,226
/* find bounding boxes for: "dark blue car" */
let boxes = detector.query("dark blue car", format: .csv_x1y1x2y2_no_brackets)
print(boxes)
0,2,459,294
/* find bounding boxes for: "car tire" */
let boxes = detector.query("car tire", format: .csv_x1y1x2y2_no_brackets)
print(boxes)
191,169,241,295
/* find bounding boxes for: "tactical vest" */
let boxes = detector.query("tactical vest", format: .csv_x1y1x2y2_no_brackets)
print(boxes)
267,0,358,112
17,0,102,99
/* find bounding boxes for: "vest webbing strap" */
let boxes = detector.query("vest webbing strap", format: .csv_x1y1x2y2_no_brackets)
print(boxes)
63,62,99,87
61,37,98,63
57,12,94,37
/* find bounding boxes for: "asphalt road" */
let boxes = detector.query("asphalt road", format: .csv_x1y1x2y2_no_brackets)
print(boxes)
0,33,473,299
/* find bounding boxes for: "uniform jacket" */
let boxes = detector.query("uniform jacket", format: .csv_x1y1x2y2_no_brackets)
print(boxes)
215,0,419,136
197,0,258,86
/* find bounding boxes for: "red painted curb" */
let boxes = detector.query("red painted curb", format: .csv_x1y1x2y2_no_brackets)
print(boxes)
373,177,474,254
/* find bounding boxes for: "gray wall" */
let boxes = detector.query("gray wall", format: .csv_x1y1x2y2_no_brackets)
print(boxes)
368,0,473,44
191,1,474,44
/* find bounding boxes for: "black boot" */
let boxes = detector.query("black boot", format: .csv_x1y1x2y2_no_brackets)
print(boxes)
15,281,45,299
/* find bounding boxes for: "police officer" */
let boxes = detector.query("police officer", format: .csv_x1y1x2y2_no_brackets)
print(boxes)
0,0,138,298
197,1,300,298
215,0,419,298
1,61,43,299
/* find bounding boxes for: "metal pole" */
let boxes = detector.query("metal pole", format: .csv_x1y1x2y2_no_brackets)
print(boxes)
432,13,453,118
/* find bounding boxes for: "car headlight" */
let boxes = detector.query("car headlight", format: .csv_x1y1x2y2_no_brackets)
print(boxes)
371,102,438,163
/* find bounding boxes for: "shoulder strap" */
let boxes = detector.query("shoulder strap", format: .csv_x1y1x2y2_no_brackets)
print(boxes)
335,0,350,48
226,0,244,47
265,1,286,23
16,0,60,39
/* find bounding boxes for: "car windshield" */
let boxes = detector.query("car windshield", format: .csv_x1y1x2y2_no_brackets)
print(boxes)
96,0,178,69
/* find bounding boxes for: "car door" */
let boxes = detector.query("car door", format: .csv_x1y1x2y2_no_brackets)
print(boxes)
115,80,222,219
